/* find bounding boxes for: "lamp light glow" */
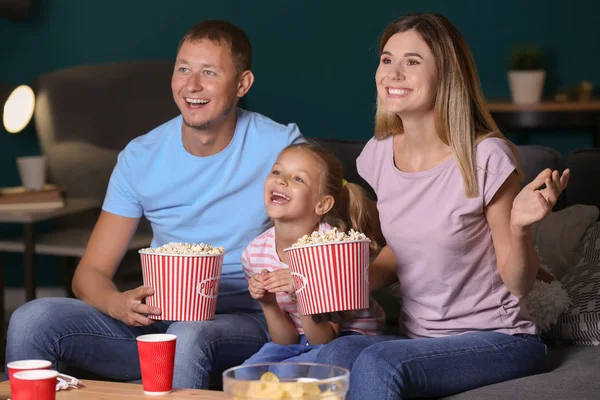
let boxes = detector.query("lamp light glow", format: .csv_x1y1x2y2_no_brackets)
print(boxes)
3,85,35,133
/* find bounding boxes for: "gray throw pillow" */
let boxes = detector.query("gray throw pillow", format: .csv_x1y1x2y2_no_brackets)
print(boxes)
545,222,600,345
530,205,599,280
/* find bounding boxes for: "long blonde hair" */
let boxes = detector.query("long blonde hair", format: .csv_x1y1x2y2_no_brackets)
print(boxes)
284,141,380,255
375,13,521,197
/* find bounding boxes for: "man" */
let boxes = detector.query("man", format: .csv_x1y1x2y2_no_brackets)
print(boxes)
6,20,303,389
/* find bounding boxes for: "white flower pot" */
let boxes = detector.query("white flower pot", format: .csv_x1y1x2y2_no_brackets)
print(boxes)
508,70,546,105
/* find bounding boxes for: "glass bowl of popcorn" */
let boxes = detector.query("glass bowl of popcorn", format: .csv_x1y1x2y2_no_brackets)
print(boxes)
223,362,349,399
283,229,371,315
138,242,225,321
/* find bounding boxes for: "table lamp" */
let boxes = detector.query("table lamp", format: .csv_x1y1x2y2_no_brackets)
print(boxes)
2,84,35,134
2,84,45,190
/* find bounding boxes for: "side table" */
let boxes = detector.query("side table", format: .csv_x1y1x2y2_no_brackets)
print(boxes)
0,198,153,362
0,198,101,302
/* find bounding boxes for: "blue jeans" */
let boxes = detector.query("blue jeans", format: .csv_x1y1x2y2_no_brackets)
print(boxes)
243,334,324,365
316,332,548,400
240,335,324,379
6,292,269,389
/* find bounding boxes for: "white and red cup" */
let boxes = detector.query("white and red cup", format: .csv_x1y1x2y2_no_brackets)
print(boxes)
284,240,371,315
11,369,58,400
137,333,177,395
7,359,52,392
139,251,224,321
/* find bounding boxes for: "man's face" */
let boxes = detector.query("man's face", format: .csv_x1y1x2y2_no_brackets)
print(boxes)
171,39,242,131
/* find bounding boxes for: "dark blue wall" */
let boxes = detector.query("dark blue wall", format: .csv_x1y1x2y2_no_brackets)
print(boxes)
1,0,597,286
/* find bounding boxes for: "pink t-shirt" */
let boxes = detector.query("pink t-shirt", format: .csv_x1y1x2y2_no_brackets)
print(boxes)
241,222,386,336
357,136,537,338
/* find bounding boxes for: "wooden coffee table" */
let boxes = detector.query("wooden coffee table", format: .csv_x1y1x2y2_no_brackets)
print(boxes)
0,379,230,399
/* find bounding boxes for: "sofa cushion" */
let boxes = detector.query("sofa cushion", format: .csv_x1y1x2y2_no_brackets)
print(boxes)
517,145,563,185
545,222,600,345
565,148,600,211
312,138,373,198
517,145,565,210
33,60,179,153
439,345,600,399
530,205,599,280
576,221,600,266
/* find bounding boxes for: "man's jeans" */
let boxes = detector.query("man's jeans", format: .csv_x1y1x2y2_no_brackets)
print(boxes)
316,332,548,400
6,291,268,389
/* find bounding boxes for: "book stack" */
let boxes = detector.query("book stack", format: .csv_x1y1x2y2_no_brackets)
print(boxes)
0,184,65,211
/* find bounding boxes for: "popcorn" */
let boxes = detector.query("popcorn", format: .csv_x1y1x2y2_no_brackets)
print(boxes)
291,228,367,247
141,242,225,255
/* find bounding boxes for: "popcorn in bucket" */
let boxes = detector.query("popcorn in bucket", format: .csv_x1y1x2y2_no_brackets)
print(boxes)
139,242,225,321
284,229,370,315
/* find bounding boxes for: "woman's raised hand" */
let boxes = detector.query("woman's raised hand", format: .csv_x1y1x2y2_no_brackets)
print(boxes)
511,168,570,229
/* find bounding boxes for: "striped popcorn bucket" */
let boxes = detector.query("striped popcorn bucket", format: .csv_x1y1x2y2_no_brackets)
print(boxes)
284,240,370,315
139,251,224,321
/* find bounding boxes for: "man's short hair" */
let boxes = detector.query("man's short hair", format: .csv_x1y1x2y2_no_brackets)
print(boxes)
178,20,252,74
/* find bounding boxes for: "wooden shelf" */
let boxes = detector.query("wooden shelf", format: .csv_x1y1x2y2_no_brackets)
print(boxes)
487,100,600,112
486,99,600,147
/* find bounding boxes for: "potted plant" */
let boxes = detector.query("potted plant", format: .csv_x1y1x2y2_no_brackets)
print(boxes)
508,45,545,105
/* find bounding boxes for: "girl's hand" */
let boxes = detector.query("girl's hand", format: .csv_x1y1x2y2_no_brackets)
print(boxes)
511,168,570,230
248,270,276,304
264,269,295,295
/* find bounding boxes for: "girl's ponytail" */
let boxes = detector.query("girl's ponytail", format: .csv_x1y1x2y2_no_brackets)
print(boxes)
329,181,381,255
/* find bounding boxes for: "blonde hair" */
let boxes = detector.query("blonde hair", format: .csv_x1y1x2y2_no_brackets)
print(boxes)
374,13,521,197
283,141,380,255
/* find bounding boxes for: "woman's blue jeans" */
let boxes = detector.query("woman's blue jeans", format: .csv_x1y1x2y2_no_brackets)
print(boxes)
316,332,547,399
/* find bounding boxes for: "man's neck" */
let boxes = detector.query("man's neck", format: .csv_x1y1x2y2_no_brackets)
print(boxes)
273,219,320,262
181,109,238,157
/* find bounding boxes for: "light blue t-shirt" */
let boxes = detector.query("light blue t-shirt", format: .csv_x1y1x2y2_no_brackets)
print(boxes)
103,108,303,297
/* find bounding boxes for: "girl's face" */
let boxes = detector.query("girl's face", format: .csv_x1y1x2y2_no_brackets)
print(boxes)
264,147,329,223
375,30,438,117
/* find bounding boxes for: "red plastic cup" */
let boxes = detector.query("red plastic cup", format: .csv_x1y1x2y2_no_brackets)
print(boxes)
7,359,52,392
137,333,177,395
11,369,58,400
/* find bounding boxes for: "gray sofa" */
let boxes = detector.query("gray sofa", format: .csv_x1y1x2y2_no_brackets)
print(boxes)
33,61,600,398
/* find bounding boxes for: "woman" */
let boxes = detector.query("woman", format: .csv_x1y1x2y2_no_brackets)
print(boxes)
316,13,569,399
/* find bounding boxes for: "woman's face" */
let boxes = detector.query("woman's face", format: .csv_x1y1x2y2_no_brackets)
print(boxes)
375,30,438,117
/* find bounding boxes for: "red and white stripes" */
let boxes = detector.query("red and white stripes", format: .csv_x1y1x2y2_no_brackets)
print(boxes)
140,253,223,321
285,241,370,315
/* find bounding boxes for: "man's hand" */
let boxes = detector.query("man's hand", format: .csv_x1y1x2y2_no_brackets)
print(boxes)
248,270,277,304
107,286,161,326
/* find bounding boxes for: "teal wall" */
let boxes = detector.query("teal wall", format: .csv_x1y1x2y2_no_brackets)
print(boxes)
0,0,598,287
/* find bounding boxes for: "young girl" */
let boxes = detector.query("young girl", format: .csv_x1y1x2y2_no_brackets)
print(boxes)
240,141,385,366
